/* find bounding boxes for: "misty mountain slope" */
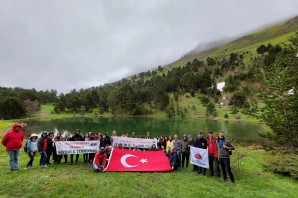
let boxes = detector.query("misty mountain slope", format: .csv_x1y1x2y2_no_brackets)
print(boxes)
165,16,298,71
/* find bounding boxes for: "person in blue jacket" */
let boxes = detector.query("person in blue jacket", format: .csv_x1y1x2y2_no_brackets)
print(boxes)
25,133,38,169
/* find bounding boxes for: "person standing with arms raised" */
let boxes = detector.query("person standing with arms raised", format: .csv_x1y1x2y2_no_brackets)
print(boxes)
2,123,24,171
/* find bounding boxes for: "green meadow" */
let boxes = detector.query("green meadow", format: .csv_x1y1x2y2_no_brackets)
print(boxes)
0,121,297,198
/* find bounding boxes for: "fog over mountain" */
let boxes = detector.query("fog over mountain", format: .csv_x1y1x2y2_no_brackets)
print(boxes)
0,0,298,93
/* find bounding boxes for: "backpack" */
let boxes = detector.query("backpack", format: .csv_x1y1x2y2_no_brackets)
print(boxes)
24,140,28,152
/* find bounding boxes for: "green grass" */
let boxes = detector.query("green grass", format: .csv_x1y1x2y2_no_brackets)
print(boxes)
0,108,296,197
0,147,297,197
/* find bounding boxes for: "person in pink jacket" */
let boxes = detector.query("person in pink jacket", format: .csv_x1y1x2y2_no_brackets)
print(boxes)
1,123,24,171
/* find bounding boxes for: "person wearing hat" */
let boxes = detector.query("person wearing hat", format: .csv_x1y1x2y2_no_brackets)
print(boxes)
1,123,24,171
25,133,38,169
207,130,220,177
93,147,107,172
181,134,190,169
217,133,235,186
37,131,48,167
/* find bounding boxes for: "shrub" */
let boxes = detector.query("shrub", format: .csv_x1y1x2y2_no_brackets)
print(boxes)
266,154,298,179
224,113,229,119
200,96,210,107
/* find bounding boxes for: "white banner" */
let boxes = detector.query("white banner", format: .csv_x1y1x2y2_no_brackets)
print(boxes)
55,141,100,155
190,146,209,169
112,137,157,149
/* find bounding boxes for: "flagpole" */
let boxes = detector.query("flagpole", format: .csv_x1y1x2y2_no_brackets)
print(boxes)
103,147,114,172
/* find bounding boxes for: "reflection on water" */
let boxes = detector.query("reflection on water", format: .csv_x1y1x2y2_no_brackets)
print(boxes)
24,117,269,144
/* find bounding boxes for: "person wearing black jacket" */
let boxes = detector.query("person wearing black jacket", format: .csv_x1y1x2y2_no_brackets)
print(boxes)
168,148,178,170
70,129,83,164
188,135,198,172
46,132,55,165
195,132,207,175
103,132,111,148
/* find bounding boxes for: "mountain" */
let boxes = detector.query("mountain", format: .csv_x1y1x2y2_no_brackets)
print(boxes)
165,16,298,70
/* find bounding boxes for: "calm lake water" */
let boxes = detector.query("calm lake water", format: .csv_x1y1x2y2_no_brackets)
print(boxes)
24,117,268,145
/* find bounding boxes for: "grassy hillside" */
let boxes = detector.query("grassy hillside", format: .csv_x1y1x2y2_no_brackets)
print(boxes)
165,16,298,70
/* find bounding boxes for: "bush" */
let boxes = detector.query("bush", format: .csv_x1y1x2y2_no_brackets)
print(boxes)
266,154,298,179
200,96,210,107
224,113,229,119
0,97,26,119
229,91,247,107
206,102,217,117
230,106,239,114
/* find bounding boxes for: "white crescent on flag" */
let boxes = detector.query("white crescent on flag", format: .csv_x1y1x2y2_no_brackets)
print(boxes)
120,154,139,168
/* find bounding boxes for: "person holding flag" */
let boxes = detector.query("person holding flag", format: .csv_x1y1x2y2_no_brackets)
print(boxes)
195,132,207,175
93,147,107,172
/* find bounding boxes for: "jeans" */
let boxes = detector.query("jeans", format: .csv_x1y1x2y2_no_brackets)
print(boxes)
198,167,206,175
181,153,189,168
93,163,99,170
219,157,235,182
7,150,20,170
27,152,36,167
71,154,79,163
40,150,47,166
46,150,53,164
209,153,221,176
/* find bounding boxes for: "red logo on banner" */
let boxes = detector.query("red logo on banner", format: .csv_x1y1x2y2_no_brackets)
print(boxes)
195,153,202,159
105,148,172,172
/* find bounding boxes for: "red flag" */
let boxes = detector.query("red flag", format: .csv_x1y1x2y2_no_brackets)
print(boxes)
105,148,172,172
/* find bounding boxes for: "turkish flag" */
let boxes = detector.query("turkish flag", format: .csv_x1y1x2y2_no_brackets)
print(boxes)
104,148,172,172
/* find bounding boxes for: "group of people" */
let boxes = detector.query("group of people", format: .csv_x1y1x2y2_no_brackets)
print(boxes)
1,123,235,186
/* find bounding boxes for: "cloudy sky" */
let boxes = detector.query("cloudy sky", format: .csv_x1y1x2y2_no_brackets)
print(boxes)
0,0,298,93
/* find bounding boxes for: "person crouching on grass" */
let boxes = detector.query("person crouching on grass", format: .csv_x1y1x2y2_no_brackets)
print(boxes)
25,133,38,169
93,147,107,172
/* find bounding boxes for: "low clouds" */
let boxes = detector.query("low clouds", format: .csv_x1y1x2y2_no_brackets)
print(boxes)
0,0,298,93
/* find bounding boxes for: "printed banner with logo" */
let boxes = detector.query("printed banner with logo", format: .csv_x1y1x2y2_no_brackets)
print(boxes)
112,137,157,149
105,148,172,172
190,146,209,169
55,141,100,155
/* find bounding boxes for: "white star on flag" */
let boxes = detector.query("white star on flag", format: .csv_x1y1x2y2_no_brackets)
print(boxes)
140,159,148,164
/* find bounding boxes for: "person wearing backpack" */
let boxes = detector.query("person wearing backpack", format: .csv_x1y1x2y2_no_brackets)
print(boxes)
217,133,235,186
25,133,38,169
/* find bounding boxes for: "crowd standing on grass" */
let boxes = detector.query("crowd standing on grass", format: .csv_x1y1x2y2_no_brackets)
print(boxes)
1,123,236,186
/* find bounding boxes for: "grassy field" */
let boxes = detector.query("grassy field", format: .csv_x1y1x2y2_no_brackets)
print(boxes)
0,143,297,198
29,102,260,123
0,112,297,197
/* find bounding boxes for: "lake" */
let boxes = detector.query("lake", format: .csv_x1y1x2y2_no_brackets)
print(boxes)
24,117,269,145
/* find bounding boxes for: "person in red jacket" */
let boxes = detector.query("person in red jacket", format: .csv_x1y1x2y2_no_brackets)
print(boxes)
1,123,24,171
207,130,220,177
93,147,107,172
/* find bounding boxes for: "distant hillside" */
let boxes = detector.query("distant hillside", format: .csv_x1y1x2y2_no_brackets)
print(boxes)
165,16,298,71
49,15,298,120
